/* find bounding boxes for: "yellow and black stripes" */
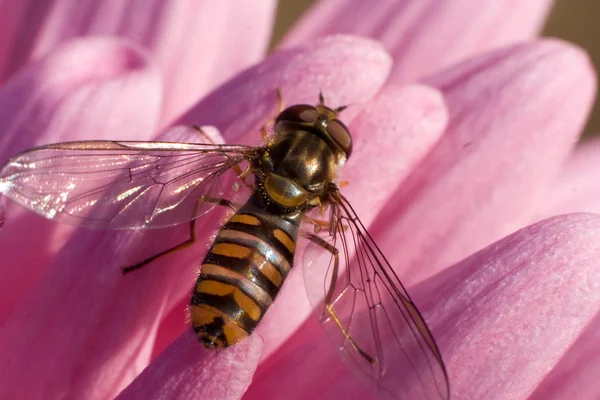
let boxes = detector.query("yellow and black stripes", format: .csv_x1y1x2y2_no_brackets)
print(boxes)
190,194,301,348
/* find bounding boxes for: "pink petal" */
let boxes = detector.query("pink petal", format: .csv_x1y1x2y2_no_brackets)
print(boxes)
529,312,600,400
150,295,188,360
247,314,372,400
255,84,448,359
246,214,600,399
0,194,5,228
0,37,391,399
535,137,600,220
0,1,276,125
117,331,263,400
0,0,23,81
423,213,600,399
370,39,596,285
0,38,161,156
175,35,392,143
282,0,552,84
0,37,161,324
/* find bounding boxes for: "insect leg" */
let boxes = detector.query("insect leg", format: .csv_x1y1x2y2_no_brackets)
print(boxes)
122,196,236,274
303,205,348,235
192,125,218,145
306,234,374,364
260,88,285,141
303,216,331,233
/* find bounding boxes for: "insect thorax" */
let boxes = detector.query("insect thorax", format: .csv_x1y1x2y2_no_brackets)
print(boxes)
255,130,343,214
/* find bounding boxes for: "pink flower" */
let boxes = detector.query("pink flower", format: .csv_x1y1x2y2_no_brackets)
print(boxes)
0,1,598,400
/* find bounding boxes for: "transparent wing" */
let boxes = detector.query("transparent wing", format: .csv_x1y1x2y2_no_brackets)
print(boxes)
0,140,256,229
303,191,449,400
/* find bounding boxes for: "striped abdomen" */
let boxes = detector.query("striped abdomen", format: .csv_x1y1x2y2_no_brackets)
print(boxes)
190,195,301,348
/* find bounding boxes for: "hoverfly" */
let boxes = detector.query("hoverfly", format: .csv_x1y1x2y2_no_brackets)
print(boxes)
0,93,449,399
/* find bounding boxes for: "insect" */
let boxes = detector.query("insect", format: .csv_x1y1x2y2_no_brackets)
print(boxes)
0,93,449,399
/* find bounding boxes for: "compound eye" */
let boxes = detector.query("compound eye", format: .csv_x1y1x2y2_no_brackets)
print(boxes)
275,105,318,124
326,119,352,157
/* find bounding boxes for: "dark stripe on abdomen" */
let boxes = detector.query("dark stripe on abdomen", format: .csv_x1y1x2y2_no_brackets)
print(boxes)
205,253,280,299
191,195,301,348
221,220,295,265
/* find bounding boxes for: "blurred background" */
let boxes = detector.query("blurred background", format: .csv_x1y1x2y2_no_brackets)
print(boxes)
271,0,600,137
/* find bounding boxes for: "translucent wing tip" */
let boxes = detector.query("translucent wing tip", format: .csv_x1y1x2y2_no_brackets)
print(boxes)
303,192,450,400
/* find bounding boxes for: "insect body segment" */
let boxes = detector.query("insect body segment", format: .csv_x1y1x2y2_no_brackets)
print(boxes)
188,99,354,349
191,194,300,348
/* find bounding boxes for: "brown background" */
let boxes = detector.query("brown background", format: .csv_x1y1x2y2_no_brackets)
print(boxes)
270,1,600,137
